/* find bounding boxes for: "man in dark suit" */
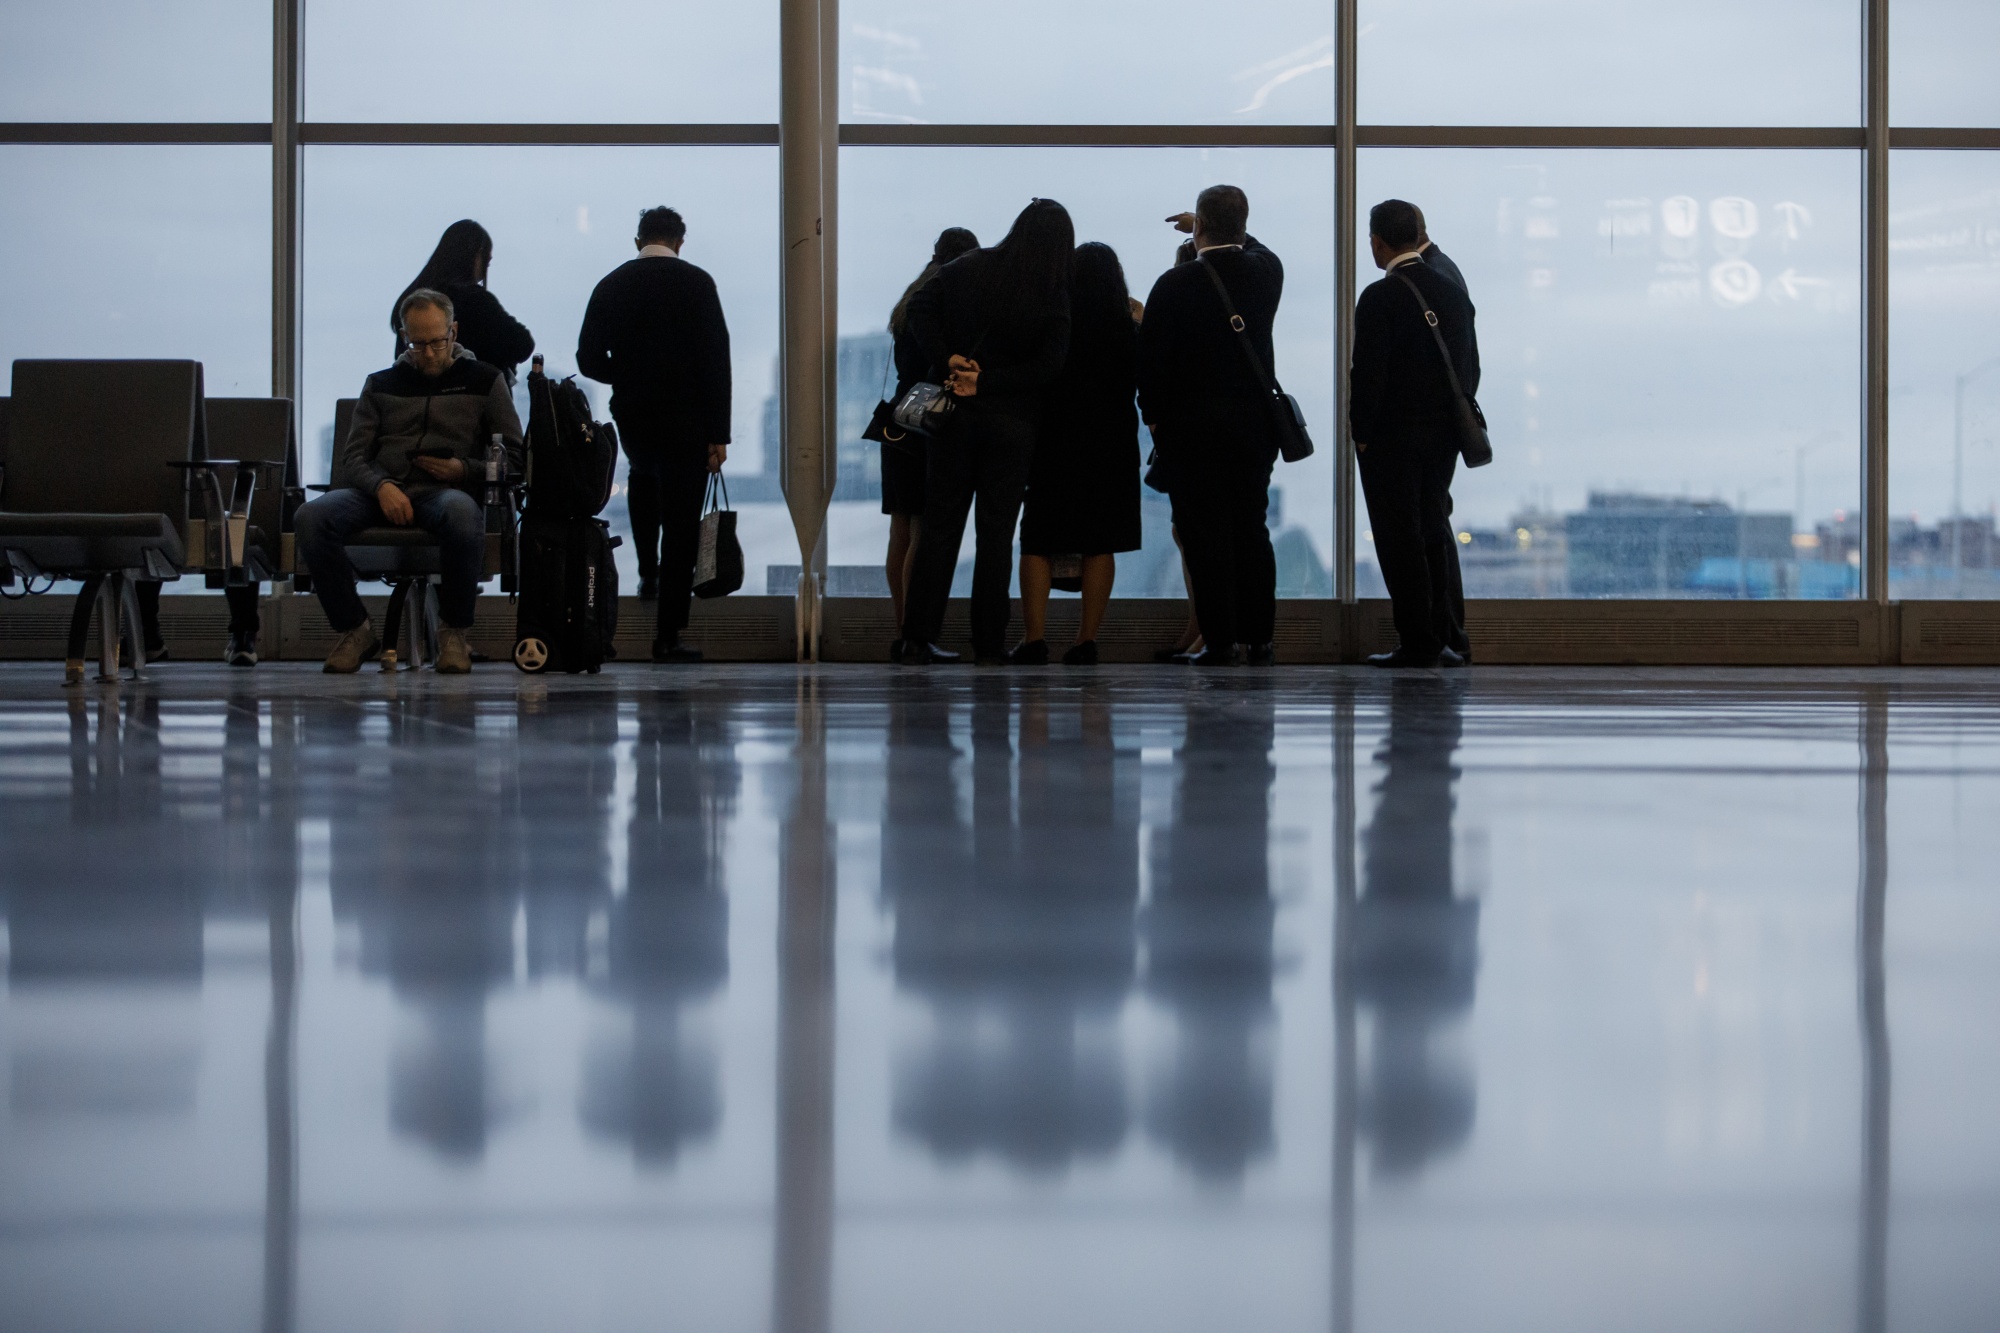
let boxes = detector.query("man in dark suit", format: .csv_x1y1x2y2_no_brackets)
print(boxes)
1412,206,1471,660
577,206,731,663
1412,205,1467,294
1351,198,1480,668
1138,185,1285,666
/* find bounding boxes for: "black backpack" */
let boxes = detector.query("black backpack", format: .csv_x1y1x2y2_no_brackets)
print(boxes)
524,356,618,519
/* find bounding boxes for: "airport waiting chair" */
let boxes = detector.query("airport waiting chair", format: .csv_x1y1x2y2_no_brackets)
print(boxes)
313,396,514,670
0,361,270,684
201,397,302,592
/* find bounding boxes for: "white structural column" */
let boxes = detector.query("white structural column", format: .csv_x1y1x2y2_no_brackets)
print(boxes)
780,0,838,660
1333,0,1359,627
271,0,302,401
1862,0,1890,606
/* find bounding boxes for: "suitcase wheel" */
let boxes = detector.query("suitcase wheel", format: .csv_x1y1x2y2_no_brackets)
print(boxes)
513,637,551,673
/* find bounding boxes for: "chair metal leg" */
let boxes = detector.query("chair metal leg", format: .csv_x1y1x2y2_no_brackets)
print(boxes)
419,582,440,668
380,582,407,671
66,574,106,685
118,574,149,682
97,574,124,682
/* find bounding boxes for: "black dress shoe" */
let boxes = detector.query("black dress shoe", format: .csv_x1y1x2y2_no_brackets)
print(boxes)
1244,642,1277,666
1367,648,1441,669
1439,646,1470,668
1153,644,1194,663
889,637,905,663
899,641,961,665
1062,640,1100,666
637,577,660,601
1185,645,1240,667
1007,639,1049,666
652,641,703,663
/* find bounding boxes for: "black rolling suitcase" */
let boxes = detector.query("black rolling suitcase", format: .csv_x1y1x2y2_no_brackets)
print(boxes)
513,355,622,673
513,514,619,673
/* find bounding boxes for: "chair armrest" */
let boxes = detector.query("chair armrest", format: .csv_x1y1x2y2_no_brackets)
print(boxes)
170,459,284,583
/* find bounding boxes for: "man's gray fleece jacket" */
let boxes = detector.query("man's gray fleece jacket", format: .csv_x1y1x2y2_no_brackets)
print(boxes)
336,347,524,500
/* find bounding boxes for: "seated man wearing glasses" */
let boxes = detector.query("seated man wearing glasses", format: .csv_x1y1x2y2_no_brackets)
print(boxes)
295,288,523,673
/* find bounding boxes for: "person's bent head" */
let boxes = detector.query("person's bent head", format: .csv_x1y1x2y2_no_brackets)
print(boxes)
891,227,983,334
1369,198,1423,270
1194,185,1250,248
987,198,1076,309
636,205,686,253
1070,241,1133,329
933,226,979,267
398,289,458,377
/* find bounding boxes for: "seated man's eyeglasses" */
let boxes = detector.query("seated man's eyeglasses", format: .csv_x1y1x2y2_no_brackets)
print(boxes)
404,331,453,352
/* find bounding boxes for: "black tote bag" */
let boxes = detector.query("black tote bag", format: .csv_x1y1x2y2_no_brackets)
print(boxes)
692,473,744,598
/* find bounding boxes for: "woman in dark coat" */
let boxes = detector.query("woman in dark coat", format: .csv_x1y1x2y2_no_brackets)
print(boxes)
882,226,979,653
901,199,1074,665
1014,242,1143,666
392,219,535,385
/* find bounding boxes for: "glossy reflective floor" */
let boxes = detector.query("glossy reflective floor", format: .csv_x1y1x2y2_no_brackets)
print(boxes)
0,664,1996,1332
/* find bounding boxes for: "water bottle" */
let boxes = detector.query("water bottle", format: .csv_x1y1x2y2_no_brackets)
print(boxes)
485,433,506,521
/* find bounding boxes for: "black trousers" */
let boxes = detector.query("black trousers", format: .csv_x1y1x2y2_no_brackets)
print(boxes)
902,409,1037,656
623,437,712,642
1164,403,1278,652
135,581,261,649
1359,436,1465,658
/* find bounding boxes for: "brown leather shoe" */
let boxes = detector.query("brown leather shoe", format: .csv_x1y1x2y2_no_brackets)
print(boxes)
435,626,473,674
323,622,380,674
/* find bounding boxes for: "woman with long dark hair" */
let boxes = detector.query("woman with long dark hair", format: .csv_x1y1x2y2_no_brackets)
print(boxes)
900,199,1074,665
883,226,979,654
391,219,535,384
1013,242,1143,665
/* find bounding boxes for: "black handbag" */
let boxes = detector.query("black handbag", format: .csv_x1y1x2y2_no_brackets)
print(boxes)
1393,271,1492,469
692,473,743,598
1200,258,1314,464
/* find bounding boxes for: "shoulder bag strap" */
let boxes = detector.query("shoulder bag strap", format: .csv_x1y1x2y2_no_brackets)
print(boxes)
1199,256,1280,395
1393,270,1474,405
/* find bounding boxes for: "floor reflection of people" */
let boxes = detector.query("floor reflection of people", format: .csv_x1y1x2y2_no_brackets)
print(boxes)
1145,688,1278,1183
580,696,735,1164
888,677,1140,1172
334,684,536,1152
1356,676,1476,1177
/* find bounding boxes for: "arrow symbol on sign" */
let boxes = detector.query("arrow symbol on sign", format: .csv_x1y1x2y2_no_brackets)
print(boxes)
1776,268,1831,299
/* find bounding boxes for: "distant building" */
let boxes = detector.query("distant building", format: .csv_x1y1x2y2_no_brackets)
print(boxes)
749,332,893,504
1566,492,1792,597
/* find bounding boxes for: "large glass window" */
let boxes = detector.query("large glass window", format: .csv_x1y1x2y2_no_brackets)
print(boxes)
1358,149,1861,599
0,0,271,122
1358,0,1859,128
0,146,270,394
1888,151,2000,597
1892,0,2000,128
837,147,1335,598
303,1,779,123
842,0,1334,124
302,146,781,591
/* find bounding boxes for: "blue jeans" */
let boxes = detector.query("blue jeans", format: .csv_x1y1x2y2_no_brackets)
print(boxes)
295,487,484,632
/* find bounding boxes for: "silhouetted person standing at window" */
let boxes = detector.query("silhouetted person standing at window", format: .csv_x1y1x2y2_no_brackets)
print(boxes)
900,199,1074,666
1015,241,1143,666
1414,204,1471,661
1138,185,1284,666
883,226,980,658
393,220,535,386
1352,198,1481,668
577,206,732,663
